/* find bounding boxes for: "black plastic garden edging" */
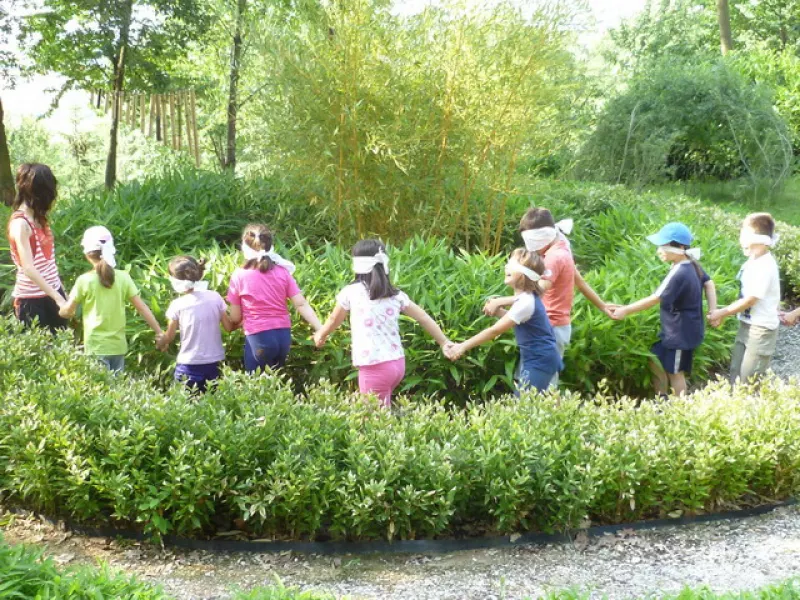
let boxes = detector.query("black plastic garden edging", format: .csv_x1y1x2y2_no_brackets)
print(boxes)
52,498,797,556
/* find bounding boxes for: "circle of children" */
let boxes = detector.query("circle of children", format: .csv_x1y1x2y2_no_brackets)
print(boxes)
6,163,798,403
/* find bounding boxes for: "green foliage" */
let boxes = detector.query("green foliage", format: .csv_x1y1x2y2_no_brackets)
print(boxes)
538,580,800,600
577,58,793,188
1,322,799,542
0,534,171,599
253,0,584,249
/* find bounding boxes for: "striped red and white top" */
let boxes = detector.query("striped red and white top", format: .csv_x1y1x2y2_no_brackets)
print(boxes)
7,211,63,299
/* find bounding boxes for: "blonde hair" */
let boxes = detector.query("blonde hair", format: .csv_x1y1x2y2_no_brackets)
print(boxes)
509,248,546,295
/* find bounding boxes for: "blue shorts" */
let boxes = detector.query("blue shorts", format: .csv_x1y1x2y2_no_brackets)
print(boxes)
517,365,557,394
651,341,694,375
175,362,221,392
244,328,292,373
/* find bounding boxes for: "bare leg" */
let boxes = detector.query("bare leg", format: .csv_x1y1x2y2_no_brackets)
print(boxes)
649,359,668,396
667,372,687,396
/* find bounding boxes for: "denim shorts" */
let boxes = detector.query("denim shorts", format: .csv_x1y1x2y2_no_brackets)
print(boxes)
244,328,292,373
175,362,221,392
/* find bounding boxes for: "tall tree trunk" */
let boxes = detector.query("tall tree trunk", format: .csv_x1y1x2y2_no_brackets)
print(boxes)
0,97,14,206
104,0,133,190
717,0,734,55
225,0,246,170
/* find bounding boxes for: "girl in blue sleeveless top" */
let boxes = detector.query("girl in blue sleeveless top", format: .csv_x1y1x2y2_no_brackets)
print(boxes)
446,249,562,393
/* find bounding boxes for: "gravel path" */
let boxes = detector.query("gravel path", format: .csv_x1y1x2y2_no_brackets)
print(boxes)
771,324,800,381
4,505,800,600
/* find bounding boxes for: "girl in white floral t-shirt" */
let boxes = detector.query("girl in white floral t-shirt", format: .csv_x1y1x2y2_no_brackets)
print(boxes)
314,239,450,406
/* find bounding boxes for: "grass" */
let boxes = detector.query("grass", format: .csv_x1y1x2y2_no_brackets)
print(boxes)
655,175,800,226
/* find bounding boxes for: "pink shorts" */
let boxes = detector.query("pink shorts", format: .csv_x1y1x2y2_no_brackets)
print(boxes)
358,357,406,407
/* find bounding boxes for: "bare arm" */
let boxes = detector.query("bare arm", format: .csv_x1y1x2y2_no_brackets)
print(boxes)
611,294,660,320
158,319,179,351
402,302,449,347
290,293,322,331
9,219,65,306
574,268,609,314
227,304,243,331
708,296,757,327
314,304,348,347
704,280,717,313
483,295,515,317
59,295,79,319
130,295,163,335
457,316,517,354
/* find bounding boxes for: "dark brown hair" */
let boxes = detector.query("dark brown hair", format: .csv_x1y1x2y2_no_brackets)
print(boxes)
13,163,58,227
86,250,115,289
352,239,398,300
509,248,546,295
242,224,274,273
519,207,555,232
169,255,207,282
744,212,775,238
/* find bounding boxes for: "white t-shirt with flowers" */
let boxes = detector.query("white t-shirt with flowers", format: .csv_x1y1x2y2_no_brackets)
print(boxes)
336,283,411,367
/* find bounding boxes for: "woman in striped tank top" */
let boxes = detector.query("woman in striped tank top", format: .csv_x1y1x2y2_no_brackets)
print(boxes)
6,163,68,332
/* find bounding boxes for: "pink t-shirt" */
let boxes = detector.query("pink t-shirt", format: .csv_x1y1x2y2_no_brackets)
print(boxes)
226,266,301,335
541,238,575,327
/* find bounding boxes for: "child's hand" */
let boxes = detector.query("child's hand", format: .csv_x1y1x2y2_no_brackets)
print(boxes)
780,309,799,327
483,298,504,317
313,330,327,348
602,304,619,319
444,342,464,361
707,309,726,328
610,306,629,321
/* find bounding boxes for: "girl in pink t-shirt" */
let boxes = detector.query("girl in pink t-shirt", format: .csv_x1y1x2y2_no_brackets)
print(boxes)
313,239,450,407
226,224,322,373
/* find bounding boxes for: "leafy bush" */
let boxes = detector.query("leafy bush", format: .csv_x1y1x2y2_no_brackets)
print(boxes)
0,534,170,599
1,321,799,541
576,58,793,188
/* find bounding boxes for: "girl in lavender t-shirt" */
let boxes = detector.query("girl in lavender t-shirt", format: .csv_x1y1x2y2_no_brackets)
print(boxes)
314,239,450,407
157,255,235,392
226,224,322,373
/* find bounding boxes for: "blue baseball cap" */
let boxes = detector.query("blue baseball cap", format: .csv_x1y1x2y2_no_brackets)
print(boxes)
647,222,694,246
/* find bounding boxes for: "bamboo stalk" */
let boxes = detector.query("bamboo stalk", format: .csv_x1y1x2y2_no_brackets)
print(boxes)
104,91,111,114
190,90,200,166
160,94,169,146
183,92,194,161
175,92,182,150
168,93,177,149
140,94,146,133
147,95,156,137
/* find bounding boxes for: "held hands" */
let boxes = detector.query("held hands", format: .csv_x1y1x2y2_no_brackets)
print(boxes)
443,341,465,361
707,309,727,328
780,309,800,327
155,333,168,352
609,305,630,321
313,330,328,348
483,298,505,318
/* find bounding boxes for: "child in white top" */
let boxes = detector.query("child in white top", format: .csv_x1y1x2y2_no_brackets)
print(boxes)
157,255,235,391
708,213,781,383
313,239,450,406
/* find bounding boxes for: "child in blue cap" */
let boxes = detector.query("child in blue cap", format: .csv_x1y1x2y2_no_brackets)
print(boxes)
610,222,717,396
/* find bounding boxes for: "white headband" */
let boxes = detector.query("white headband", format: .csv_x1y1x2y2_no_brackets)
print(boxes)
740,232,779,248
81,226,117,268
658,245,702,260
507,259,542,281
353,251,390,275
169,276,209,293
521,218,574,252
242,243,296,274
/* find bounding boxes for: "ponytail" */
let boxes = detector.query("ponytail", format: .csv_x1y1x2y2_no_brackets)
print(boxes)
242,225,275,273
87,250,115,288
687,254,705,282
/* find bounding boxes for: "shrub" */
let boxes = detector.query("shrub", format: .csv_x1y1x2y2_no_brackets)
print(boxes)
1,321,799,541
576,58,793,188
0,534,171,599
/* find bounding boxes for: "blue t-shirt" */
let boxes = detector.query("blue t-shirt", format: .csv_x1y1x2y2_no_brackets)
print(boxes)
654,261,710,350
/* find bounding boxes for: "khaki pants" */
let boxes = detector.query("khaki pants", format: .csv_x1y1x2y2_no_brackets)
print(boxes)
730,322,778,383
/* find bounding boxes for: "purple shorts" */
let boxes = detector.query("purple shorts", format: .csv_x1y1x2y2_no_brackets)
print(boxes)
175,362,221,392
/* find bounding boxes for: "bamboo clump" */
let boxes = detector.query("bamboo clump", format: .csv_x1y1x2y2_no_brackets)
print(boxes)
92,89,201,166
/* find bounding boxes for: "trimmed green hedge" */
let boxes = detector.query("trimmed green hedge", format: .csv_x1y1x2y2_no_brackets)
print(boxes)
1,320,799,542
